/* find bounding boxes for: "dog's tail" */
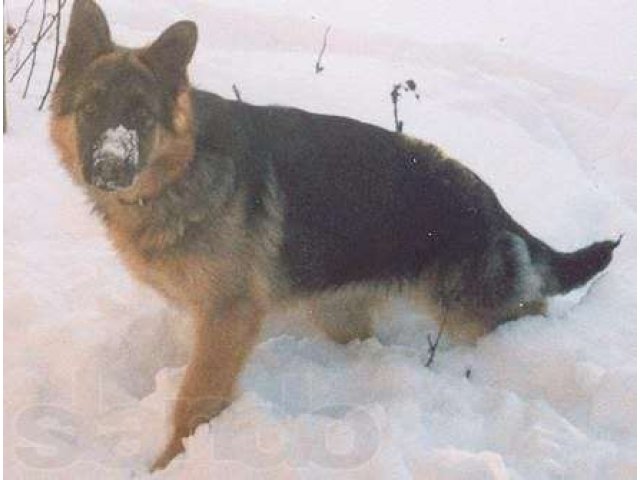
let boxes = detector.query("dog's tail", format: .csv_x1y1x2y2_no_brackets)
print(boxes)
525,233,621,296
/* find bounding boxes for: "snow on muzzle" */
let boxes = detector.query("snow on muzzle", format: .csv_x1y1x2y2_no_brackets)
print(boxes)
90,125,140,191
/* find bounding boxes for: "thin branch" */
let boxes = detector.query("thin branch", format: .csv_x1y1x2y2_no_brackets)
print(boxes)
9,0,67,83
22,0,47,99
232,83,242,102
4,0,36,55
12,35,26,70
424,303,449,368
3,1,6,133
314,26,331,74
390,79,419,133
3,0,7,132
38,0,62,110
391,83,402,133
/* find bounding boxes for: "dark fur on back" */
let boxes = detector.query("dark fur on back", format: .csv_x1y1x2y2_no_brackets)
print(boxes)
192,90,512,292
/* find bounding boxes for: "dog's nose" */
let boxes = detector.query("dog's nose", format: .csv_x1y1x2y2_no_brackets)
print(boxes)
91,153,135,191
90,126,139,191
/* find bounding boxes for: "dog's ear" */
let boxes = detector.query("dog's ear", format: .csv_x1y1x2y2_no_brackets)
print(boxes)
140,21,198,91
59,0,113,77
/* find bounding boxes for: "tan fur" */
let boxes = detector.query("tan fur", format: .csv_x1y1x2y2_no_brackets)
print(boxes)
102,195,278,471
408,292,490,344
172,87,192,133
49,113,83,183
503,299,548,321
101,181,284,473
152,298,265,471
308,286,382,344
102,199,273,309
307,278,501,345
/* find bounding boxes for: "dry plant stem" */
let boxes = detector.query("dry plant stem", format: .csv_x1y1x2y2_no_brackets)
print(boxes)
393,97,402,132
4,0,36,55
425,304,449,368
9,0,67,83
3,45,7,133
314,26,330,74
38,0,62,110
391,84,402,133
22,0,46,99
232,83,242,102
12,36,25,70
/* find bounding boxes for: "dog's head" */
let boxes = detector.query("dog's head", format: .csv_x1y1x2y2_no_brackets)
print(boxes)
51,0,197,200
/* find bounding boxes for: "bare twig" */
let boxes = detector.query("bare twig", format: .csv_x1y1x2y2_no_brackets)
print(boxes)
391,83,402,133
4,0,36,55
3,1,7,133
4,43,7,133
12,35,26,70
314,26,330,74
390,79,420,133
38,0,62,110
9,0,67,83
22,0,47,99
232,83,242,102
424,303,449,368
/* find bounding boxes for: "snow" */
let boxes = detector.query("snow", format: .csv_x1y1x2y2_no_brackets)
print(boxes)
3,0,635,479
93,125,140,167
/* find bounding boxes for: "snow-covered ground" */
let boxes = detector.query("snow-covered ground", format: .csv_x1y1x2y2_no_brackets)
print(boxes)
4,0,636,478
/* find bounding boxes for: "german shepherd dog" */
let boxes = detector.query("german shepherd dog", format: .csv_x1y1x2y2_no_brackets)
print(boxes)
50,0,619,470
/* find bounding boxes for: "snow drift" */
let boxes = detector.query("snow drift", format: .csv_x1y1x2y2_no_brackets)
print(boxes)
4,0,635,478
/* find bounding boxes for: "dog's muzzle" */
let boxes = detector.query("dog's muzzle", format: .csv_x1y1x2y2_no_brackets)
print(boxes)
90,125,139,191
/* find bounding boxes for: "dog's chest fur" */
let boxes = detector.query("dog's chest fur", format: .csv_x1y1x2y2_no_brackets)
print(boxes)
93,188,242,312
92,164,282,316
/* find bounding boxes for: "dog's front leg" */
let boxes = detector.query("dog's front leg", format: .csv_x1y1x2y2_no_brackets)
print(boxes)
151,299,264,471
